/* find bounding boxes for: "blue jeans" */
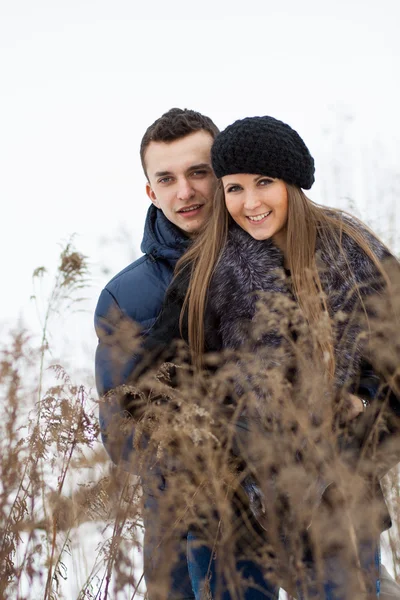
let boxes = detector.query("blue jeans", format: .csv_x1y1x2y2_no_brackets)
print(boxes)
187,531,380,600
143,489,194,599
144,529,194,599
187,530,279,600
297,543,381,599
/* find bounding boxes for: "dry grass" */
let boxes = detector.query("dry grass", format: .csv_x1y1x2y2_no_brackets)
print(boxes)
1,240,400,600
0,244,144,599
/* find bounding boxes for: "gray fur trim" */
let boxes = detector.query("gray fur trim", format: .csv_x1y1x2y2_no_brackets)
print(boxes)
207,217,389,389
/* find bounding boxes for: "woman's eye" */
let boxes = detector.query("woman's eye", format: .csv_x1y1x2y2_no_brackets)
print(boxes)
227,185,241,193
258,178,273,186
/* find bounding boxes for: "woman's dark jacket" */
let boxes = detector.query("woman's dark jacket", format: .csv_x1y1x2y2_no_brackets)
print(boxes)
133,217,400,533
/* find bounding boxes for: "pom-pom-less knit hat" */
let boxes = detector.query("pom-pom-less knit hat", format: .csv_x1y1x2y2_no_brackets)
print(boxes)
211,116,315,189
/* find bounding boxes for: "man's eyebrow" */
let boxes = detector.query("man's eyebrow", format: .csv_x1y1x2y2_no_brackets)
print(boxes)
154,163,212,178
187,163,211,171
154,170,172,178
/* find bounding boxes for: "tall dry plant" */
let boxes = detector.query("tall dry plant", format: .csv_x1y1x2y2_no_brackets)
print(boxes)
0,242,146,599
1,237,400,598
102,260,400,600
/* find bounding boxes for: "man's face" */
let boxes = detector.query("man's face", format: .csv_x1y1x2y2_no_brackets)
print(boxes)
144,130,217,236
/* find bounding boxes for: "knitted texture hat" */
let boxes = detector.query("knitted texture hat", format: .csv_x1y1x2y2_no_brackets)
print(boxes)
211,116,315,189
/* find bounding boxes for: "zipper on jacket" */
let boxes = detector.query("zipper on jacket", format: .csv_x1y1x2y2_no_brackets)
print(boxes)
148,252,157,263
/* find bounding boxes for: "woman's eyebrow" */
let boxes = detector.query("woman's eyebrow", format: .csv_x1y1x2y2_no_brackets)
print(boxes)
254,175,272,182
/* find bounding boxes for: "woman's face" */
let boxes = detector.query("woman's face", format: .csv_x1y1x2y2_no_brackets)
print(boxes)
222,174,288,248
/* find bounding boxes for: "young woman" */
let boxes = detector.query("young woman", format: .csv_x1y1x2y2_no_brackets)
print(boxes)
131,116,400,599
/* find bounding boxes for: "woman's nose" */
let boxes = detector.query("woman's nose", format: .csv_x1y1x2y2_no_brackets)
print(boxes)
243,191,262,210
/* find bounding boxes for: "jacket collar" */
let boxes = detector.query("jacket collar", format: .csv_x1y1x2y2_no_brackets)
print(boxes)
141,205,190,262
209,218,390,388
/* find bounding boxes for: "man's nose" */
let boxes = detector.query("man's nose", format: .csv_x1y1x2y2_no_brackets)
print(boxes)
176,178,195,201
244,191,262,211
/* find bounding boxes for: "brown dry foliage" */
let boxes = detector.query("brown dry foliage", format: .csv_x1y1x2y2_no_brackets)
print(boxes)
0,243,144,599
1,242,400,600
103,262,400,599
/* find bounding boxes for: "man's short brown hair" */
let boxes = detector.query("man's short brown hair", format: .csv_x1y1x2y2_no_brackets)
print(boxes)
140,108,219,178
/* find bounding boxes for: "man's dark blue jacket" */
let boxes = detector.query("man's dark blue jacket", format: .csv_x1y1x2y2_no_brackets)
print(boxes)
94,204,189,467
94,205,193,599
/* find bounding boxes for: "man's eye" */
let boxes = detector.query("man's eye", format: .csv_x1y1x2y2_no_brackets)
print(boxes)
191,170,207,177
158,177,172,184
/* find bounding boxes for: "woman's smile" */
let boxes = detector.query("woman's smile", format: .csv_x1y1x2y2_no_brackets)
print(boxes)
247,210,272,223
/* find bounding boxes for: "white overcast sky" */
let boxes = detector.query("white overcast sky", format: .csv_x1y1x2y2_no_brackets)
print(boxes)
1,0,400,371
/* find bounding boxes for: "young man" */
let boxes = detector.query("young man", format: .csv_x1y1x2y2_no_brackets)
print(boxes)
94,108,219,600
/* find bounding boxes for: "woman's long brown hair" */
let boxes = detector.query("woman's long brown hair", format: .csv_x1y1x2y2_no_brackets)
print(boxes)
177,182,389,373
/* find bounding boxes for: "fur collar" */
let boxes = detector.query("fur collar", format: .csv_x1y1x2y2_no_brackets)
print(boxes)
207,218,389,389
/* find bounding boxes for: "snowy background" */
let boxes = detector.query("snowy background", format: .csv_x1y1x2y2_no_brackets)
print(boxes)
1,0,400,597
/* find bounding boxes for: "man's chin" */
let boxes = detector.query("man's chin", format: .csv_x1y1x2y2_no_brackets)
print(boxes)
180,223,202,238
175,212,209,236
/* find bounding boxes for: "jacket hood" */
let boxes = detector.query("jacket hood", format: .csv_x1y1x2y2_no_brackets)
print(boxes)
141,205,189,262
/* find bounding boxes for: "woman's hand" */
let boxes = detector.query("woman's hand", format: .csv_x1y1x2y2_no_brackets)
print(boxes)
345,394,365,421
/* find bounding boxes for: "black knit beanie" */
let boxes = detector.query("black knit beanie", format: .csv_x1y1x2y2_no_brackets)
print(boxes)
211,116,315,189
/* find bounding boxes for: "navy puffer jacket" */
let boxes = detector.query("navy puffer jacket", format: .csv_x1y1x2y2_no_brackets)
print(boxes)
94,205,189,470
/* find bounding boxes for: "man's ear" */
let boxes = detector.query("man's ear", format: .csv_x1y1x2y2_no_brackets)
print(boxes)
146,183,160,208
